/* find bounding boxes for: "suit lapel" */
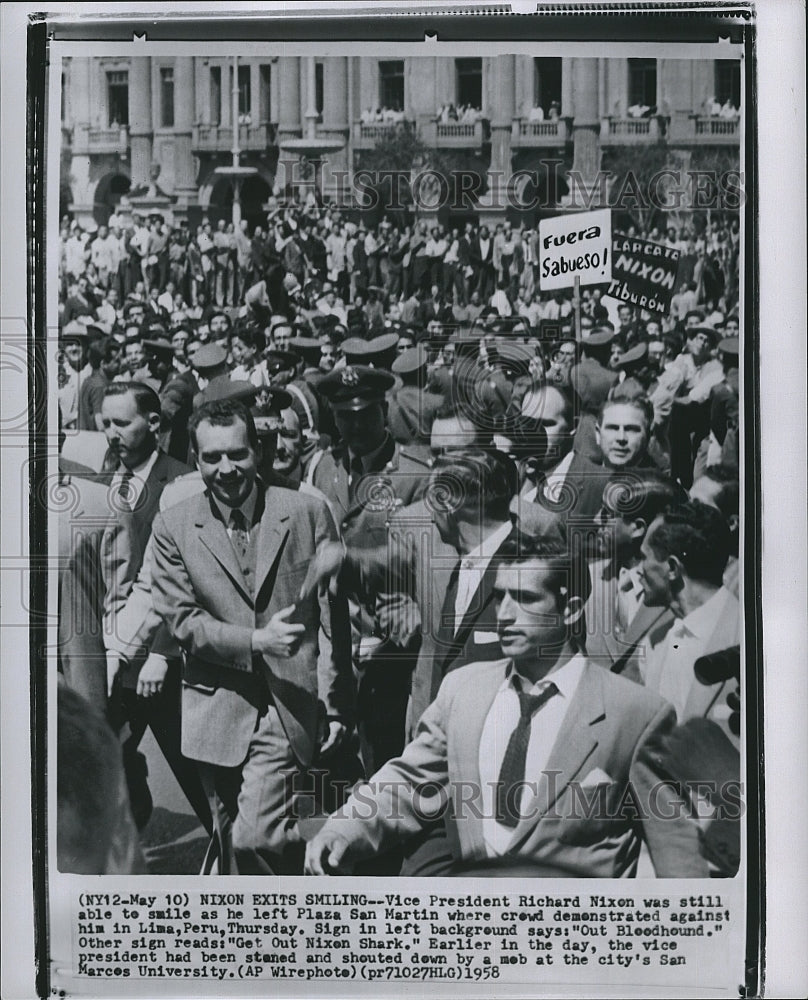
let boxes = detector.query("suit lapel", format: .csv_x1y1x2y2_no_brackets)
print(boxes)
444,562,498,671
507,663,605,853
195,495,254,606
254,485,291,603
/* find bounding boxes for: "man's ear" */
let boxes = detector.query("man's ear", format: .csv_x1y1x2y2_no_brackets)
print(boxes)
147,411,161,435
562,594,585,628
630,517,647,542
666,554,683,581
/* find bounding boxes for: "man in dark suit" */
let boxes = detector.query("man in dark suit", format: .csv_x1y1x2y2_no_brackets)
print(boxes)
151,399,354,874
469,225,496,302
98,382,209,830
305,535,707,879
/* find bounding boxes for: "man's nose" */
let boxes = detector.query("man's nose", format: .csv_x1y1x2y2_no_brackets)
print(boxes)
496,593,516,622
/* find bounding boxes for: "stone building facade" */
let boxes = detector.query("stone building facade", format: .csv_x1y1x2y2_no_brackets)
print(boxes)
61,53,741,229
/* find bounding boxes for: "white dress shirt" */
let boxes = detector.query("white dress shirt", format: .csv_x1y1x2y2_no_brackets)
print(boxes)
110,448,160,508
641,586,737,720
454,521,513,633
479,654,586,856
521,451,575,505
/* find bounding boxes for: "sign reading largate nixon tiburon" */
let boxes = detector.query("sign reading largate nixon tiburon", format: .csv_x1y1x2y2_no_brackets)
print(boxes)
539,208,613,291
607,236,681,315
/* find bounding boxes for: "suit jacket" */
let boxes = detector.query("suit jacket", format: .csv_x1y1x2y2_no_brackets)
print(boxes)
324,658,707,877
151,484,354,769
584,559,675,683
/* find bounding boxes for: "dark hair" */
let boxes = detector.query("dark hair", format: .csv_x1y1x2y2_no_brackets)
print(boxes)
58,684,133,874
495,532,593,616
428,448,518,523
102,380,161,419
230,319,265,353
189,398,260,454
646,499,731,586
87,337,121,369
697,464,739,520
604,469,688,528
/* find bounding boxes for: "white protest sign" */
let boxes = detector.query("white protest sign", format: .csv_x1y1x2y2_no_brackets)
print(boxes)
539,208,612,290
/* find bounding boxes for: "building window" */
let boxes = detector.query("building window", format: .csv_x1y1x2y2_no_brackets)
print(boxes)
259,64,272,122
160,67,175,127
715,61,741,109
628,58,657,112
533,58,562,114
238,64,251,119
379,60,404,111
107,70,129,127
456,58,482,109
315,62,324,117
210,65,222,125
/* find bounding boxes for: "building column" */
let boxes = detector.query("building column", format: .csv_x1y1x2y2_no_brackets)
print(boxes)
478,54,515,224
68,57,94,222
321,57,349,205
172,57,197,215
276,56,301,193
566,57,603,207
129,56,153,189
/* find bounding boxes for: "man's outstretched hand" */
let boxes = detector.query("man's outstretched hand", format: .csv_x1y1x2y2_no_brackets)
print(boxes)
304,829,354,875
298,541,346,602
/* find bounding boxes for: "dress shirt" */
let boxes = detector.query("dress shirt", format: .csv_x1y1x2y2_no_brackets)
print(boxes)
479,654,586,855
453,521,513,633
641,586,735,720
210,483,259,542
616,565,645,631
110,449,160,508
522,451,575,505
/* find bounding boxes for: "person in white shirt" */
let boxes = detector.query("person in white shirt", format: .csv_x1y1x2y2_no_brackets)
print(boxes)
637,499,740,723
305,532,706,878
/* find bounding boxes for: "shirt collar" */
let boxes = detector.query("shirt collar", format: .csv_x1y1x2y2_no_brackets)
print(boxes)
117,447,159,482
210,482,259,528
676,586,730,640
462,521,512,564
505,652,587,700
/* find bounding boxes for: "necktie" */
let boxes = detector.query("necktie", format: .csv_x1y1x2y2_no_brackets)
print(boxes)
348,455,364,503
229,508,250,560
438,561,461,656
496,679,558,828
114,468,135,512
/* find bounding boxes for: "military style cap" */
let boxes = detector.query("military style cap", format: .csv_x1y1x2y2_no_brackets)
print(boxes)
319,365,395,412
392,344,429,376
614,342,648,368
583,327,617,348
263,349,299,376
192,343,228,370
269,314,291,330
142,337,174,356
193,378,260,409
288,336,323,367
61,320,89,342
718,336,739,355
341,333,398,369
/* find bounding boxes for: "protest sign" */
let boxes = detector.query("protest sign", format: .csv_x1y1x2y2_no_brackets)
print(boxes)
539,208,613,291
607,236,680,315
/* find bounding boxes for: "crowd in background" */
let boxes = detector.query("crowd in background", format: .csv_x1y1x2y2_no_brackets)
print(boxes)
56,195,743,879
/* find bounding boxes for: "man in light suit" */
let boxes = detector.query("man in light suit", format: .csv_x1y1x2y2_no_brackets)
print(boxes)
151,399,354,874
586,469,688,681
306,534,707,878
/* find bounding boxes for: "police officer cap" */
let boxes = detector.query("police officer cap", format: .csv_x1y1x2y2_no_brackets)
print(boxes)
368,332,399,355
192,343,228,370
142,337,174,357
718,336,739,355
288,336,323,367
584,327,617,348
193,378,260,409
614,342,648,368
62,320,89,342
253,385,293,414
319,365,395,412
342,333,398,369
263,349,300,376
392,344,428,376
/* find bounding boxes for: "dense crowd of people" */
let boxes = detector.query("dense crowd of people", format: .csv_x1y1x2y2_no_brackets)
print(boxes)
56,197,742,879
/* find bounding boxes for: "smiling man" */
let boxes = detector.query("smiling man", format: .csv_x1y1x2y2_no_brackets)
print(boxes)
150,399,354,875
305,534,706,879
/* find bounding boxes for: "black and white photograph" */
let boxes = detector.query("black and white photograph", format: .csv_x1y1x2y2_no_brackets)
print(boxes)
1,2,806,998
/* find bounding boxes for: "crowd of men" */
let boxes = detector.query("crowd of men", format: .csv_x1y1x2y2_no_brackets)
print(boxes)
56,196,743,880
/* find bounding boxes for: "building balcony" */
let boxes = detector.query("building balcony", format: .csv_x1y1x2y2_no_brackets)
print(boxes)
433,119,486,147
667,114,741,144
600,116,663,144
351,120,412,149
192,122,277,153
87,125,130,155
511,118,569,147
